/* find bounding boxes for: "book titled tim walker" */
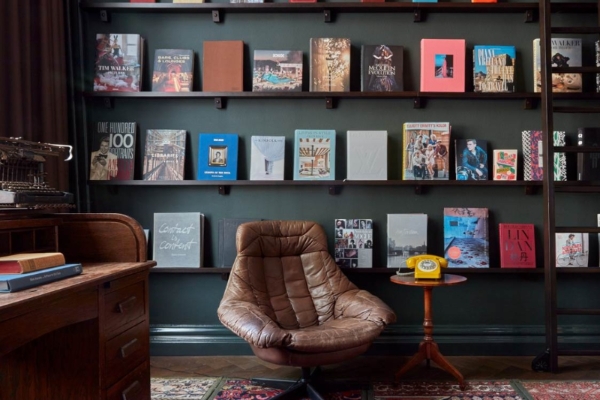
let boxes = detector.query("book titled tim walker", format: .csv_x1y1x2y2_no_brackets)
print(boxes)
94,33,142,92
334,219,373,268
250,136,285,180
293,130,336,180
153,212,205,268
533,38,582,93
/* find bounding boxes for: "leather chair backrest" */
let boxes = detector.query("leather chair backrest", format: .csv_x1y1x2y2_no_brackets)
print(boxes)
230,220,358,330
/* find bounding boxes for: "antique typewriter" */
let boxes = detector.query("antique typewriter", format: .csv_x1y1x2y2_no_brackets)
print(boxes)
0,137,75,209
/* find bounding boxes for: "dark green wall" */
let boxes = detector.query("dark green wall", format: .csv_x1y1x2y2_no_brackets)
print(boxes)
70,0,600,357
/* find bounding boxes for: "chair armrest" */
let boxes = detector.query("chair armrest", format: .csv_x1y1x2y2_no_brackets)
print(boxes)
218,300,291,348
335,289,397,326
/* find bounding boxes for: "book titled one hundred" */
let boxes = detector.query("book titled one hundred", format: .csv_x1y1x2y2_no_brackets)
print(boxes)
0,263,83,293
0,252,66,274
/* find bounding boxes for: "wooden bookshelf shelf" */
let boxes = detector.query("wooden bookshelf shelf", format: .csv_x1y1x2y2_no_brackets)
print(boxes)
150,267,548,274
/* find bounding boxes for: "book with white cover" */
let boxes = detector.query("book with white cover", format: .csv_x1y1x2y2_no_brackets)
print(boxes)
555,232,589,267
346,130,387,180
387,214,428,268
293,129,336,180
250,136,285,180
153,212,205,268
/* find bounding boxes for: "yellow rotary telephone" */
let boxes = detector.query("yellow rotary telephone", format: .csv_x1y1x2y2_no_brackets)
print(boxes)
406,254,448,279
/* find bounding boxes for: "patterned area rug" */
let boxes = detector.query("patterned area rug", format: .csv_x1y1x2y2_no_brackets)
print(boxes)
373,380,522,400
151,377,221,400
512,380,600,400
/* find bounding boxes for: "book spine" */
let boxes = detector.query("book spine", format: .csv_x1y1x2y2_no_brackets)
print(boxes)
2,264,82,292
596,40,600,93
20,254,66,273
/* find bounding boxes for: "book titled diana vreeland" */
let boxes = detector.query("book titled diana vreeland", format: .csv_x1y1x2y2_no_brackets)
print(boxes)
293,130,336,180
198,133,238,180
473,45,516,93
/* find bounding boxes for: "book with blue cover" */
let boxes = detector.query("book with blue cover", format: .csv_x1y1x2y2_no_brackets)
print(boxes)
293,129,336,180
473,45,516,92
0,263,83,293
197,133,239,180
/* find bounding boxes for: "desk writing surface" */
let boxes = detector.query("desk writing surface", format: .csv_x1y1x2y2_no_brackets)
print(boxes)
0,262,155,313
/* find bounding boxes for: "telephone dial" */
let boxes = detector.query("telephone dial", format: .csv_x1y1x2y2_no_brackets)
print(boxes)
405,254,448,279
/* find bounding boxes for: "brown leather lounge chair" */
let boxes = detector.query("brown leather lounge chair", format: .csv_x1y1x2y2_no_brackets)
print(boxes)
217,220,397,400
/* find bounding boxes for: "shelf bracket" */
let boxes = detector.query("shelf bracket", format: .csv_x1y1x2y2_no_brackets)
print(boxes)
218,185,230,195
323,9,332,23
413,9,423,23
325,97,334,109
525,185,535,195
220,272,230,280
100,9,110,23
328,185,340,195
413,97,424,109
212,10,221,23
414,185,423,195
103,97,114,109
214,97,225,109
524,9,535,23
524,97,534,110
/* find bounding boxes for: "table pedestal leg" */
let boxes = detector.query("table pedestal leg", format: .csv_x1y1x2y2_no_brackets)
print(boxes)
394,286,465,390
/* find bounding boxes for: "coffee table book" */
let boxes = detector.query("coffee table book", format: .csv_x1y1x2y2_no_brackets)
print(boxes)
443,208,489,268
143,130,186,181
346,130,387,180
152,49,194,92
309,38,351,92
499,223,535,268
0,263,83,293
387,214,427,269
533,38,582,93
0,252,66,274
94,33,142,92
197,133,239,180
361,45,403,92
334,218,373,268
253,50,302,92
293,129,336,180
153,212,205,268
250,136,285,180
90,122,136,181
202,41,244,92
420,39,465,92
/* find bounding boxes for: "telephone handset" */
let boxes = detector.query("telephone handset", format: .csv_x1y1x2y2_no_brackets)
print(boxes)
405,254,448,279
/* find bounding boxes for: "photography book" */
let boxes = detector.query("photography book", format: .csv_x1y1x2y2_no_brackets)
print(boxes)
90,122,136,181
334,219,373,268
143,130,186,181
197,133,239,180
151,49,194,92
94,33,142,92
444,207,489,268
293,129,336,180
153,212,205,268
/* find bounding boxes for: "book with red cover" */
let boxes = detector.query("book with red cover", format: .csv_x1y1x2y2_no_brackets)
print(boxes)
420,39,466,92
0,252,66,274
499,223,536,268
202,41,244,92
130,0,155,2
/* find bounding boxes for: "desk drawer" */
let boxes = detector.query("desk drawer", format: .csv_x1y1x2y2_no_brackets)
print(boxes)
104,280,145,334
106,361,150,400
105,320,149,387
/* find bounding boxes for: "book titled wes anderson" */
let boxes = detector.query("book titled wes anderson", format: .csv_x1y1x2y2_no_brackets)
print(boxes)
473,45,516,93
94,33,142,92
334,219,373,268
152,49,194,92
310,38,351,92
198,133,239,180
361,45,403,92
89,122,136,181
143,129,186,181
293,130,336,180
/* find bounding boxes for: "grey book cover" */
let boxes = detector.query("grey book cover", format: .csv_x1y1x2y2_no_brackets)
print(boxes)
218,218,261,267
153,212,204,268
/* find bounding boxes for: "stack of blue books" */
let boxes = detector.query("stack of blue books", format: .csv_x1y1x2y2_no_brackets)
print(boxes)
0,263,83,293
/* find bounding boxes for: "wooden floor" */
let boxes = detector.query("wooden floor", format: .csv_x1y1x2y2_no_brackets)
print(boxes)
151,355,600,382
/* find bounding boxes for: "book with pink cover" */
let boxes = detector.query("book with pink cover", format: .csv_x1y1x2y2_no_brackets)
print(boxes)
420,39,466,92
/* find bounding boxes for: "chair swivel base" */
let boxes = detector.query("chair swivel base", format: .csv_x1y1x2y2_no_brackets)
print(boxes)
251,366,363,400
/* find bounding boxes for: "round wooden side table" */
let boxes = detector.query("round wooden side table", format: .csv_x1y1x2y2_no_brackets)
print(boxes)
390,273,468,390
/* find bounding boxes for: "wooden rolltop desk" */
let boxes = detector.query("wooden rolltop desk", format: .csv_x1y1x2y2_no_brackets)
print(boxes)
0,212,156,400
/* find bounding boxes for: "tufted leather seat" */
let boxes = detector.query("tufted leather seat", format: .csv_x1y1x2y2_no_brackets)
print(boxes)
218,220,396,399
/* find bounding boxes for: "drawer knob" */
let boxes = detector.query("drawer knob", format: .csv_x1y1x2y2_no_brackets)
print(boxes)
117,296,137,314
120,338,141,359
121,380,141,400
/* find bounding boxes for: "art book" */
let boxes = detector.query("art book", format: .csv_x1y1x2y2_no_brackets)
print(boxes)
153,212,205,268
143,130,186,181
0,263,83,293
522,130,566,181
202,41,244,92
402,122,451,180
218,218,262,267
533,38,582,93
499,223,535,268
455,139,489,180
361,45,404,92
94,33,142,92
473,45,516,93
387,214,427,269
576,127,600,181
151,49,194,92
492,149,518,181
253,50,303,92
334,219,373,268
346,130,387,180
444,207,489,268
309,38,351,92
293,130,336,180
90,122,136,181
555,232,589,267
420,39,466,92
250,136,285,180
197,133,239,180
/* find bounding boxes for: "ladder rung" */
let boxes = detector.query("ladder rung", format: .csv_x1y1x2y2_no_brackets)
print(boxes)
554,106,600,113
557,308,600,315
551,27,600,34
552,67,600,73
558,349,600,356
555,226,600,233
